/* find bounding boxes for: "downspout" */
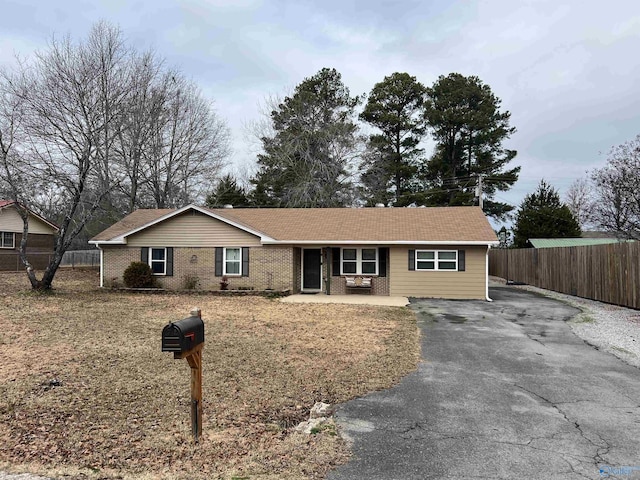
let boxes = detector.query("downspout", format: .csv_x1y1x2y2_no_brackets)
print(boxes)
98,245,104,288
485,245,492,302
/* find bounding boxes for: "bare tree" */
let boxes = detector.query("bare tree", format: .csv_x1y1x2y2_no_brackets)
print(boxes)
0,22,230,289
564,177,594,229
591,135,640,239
112,51,168,212
0,23,131,289
143,77,229,208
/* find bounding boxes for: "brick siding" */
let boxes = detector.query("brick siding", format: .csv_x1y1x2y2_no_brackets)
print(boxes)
292,247,301,293
102,245,294,291
329,275,389,295
0,233,55,271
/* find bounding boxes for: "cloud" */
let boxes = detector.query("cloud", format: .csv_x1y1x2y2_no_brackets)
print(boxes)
1,0,639,219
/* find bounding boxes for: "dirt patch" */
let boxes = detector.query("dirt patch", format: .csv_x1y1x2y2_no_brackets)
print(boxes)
0,270,419,479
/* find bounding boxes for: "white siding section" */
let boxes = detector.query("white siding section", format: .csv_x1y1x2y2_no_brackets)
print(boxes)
0,206,56,235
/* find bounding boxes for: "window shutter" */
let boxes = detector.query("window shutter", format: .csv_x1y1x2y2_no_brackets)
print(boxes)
408,249,415,271
141,247,149,264
458,250,466,271
331,248,340,276
166,248,174,276
379,247,388,277
242,247,250,277
215,247,223,276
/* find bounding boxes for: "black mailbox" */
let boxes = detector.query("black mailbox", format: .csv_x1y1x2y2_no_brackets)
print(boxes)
162,316,205,353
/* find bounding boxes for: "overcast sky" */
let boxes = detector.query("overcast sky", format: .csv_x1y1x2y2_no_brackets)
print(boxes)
1,0,639,224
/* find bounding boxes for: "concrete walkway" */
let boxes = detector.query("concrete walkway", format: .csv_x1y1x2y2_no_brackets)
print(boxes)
328,287,640,479
281,293,409,307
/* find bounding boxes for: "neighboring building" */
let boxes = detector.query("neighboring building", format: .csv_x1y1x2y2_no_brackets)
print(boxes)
528,238,633,249
580,231,620,239
90,205,498,299
0,201,59,271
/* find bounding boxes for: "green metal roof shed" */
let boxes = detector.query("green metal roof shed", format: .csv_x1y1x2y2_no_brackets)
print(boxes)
528,238,631,248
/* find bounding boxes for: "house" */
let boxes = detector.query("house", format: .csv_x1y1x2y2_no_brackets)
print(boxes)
89,205,498,299
580,231,621,239
0,200,59,271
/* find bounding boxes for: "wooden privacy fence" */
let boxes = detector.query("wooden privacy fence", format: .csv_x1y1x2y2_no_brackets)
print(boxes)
489,242,640,310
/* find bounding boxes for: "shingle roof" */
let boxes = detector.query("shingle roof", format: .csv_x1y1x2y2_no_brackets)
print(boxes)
92,205,497,244
211,207,496,243
91,208,174,241
528,238,633,248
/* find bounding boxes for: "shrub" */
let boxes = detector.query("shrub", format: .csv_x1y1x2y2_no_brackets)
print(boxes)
123,262,156,288
182,274,200,290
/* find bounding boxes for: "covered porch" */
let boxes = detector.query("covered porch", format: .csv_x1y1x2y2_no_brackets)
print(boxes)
295,246,390,296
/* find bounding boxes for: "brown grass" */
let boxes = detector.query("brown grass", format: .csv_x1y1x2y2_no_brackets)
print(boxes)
0,269,419,479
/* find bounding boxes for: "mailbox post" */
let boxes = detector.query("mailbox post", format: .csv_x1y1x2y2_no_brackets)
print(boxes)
162,307,204,443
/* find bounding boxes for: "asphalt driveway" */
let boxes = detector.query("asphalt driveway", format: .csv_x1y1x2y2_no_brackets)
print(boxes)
328,287,640,480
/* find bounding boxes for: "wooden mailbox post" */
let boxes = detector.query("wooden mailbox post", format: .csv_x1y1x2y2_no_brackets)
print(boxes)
162,307,204,443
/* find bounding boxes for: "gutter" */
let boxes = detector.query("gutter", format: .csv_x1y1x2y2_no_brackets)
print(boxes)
88,239,126,246
261,240,500,246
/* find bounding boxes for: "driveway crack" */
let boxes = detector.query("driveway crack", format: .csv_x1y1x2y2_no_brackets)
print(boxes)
524,332,546,346
514,384,612,469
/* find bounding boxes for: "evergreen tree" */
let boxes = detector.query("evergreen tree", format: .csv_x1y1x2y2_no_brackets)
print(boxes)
513,180,582,248
205,174,249,208
251,68,360,207
423,73,519,219
359,72,428,206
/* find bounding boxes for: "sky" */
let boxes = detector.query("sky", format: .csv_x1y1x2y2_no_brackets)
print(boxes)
1,0,639,226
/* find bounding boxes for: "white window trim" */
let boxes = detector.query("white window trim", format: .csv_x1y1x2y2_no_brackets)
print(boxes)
341,247,378,276
1,231,15,249
148,247,167,276
223,247,242,276
415,249,458,271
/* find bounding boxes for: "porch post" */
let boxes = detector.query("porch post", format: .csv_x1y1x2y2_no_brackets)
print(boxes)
326,248,331,295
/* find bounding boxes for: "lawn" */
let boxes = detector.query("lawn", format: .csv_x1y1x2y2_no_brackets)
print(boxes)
0,269,419,479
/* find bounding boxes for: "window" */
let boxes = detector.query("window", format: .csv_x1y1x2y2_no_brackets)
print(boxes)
415,250,458,271
341,248,378,275
361,248,377,274
416,250,435,270
224,247,241,275
149,248,166,275
1,231,15,249
342,248,357,274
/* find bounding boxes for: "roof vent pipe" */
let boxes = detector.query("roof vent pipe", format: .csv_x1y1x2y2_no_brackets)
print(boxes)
223,204,233,209
375,203,385,208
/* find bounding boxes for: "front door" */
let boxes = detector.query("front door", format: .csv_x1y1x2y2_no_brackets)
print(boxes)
302,249,322,291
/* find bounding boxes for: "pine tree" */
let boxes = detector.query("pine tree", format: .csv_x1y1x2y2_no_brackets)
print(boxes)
513,180,582,247
251,68,360,207
423,73,519,219
205,174,249,208
359,72,428,206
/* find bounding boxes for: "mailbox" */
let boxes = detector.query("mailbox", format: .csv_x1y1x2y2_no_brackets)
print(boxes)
162,316,205,353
